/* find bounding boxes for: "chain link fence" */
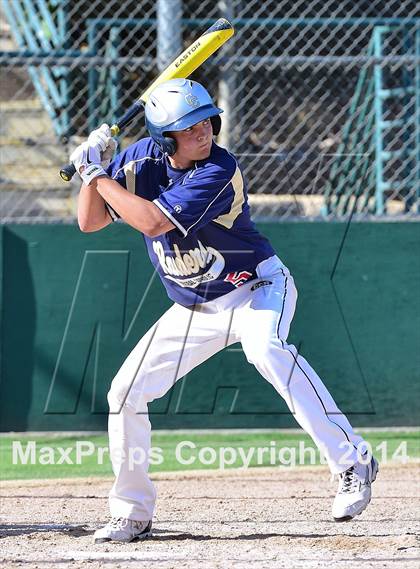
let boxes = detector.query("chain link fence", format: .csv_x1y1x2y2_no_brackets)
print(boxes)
0,0,418,222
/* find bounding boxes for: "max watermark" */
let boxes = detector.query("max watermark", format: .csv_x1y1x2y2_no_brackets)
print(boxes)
11,439,409,471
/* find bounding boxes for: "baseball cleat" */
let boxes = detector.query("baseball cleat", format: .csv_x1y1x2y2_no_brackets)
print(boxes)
332,455,379,521
94,518,152,543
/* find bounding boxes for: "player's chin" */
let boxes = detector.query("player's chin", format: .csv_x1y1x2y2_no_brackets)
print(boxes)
195,143,212,159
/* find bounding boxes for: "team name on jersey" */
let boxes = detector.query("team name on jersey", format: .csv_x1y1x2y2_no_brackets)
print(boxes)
152,240,225,288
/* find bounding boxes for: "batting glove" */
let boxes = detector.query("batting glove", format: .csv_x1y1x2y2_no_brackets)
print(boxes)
88,124,118,169
70,124,117,185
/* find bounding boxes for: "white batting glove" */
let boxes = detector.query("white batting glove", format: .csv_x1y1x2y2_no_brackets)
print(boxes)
100,138,118,169
70,141,106,185
88,124,118,169
70,124,117,185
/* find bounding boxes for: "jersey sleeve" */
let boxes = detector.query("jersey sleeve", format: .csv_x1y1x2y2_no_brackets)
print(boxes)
104,138,163,220
153,158,239,237
106,149,130,190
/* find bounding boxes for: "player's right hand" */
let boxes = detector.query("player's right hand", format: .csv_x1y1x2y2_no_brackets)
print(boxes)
70,140,105,186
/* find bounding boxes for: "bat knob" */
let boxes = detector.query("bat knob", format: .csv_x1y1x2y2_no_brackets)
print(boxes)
59,163,76,182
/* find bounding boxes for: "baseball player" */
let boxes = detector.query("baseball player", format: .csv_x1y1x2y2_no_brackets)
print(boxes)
70,78,378,543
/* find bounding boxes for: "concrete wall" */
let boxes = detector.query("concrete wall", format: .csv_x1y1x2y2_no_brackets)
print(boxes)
1,222,419,431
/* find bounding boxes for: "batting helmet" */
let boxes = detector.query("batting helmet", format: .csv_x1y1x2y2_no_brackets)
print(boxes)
145,78,223,155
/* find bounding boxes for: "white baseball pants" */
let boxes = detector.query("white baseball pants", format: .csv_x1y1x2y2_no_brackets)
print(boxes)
107,255,365,521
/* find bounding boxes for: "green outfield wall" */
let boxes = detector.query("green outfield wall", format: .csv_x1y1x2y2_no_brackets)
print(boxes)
0,222,419,431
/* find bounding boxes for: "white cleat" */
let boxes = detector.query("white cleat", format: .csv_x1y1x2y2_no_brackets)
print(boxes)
94,517,152,543
332,456,379,521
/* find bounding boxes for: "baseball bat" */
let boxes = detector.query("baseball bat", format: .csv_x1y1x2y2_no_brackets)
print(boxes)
60,18,234,182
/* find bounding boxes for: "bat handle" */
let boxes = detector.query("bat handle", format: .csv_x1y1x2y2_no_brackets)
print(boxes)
59,101,144,182
113,100,144,132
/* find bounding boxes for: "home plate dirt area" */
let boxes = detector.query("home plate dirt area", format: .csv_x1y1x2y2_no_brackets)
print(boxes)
0,463,419,569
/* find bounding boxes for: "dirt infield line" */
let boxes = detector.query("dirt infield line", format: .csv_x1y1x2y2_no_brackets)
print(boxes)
0,463,419,569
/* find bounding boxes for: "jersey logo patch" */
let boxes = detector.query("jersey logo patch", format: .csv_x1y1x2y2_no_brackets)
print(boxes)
153,240,225,289
224,271,253,288
174,204,182,213
251,280,273,291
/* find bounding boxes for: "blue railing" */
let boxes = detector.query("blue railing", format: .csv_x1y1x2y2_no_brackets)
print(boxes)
323,24,419,216
3,0,70,138
3,2,419,215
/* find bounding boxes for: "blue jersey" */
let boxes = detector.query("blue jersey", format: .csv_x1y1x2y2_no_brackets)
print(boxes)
106,137,275,306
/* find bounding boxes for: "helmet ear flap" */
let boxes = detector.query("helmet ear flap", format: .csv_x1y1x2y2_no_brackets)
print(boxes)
163,136,177,156
210,115,221,136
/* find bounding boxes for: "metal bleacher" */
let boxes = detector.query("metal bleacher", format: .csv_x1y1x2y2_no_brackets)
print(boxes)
2,0,71,139
1,1,419,219
323,23,419,216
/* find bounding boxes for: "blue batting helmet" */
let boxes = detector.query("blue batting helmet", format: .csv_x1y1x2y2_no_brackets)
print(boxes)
144,78,223,155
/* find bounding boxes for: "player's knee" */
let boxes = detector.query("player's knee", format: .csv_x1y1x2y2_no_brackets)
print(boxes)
107,383,127,413
107,378,137,412
107,375,157,413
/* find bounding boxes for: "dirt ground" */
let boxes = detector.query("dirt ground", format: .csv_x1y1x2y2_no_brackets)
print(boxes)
0,462,419,569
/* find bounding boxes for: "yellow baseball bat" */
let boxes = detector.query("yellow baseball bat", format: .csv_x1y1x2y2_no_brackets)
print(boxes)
60,18,234,181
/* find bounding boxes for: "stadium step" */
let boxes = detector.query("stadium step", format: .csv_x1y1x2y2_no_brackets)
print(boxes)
0,99,54,138
0,99,66,191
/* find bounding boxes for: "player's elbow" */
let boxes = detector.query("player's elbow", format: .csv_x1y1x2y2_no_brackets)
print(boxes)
78,215,109,233
78,213,95,232
142,207,174,238
143,219,173,238
78,219,95,232
142,224,162,238
78,204,111,232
